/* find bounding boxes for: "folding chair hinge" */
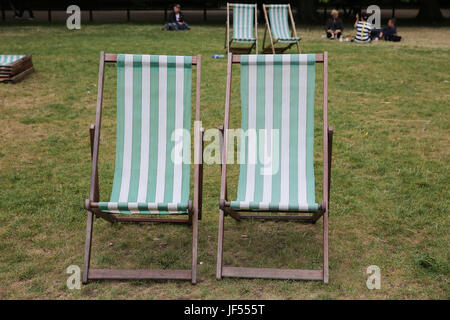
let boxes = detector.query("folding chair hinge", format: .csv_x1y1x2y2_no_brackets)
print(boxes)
318,201,327,212
84,199,91,210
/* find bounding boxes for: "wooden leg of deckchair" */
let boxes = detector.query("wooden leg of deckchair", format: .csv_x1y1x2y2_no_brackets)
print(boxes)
216,209,225,280
296,42,301,53
262,24,267,53
224,206,241,221
247,42,256,54
328,127,334,204
82,210,94,284
199,165,203,221
323,126,333,284
191,208,199,284
89,206,117,223
89,125,100,201
323,208,329,284
278,43,294,54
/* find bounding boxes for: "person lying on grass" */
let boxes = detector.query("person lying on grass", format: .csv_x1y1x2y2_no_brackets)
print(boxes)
353,12,372,43
326,9,344,39
164,4,190,31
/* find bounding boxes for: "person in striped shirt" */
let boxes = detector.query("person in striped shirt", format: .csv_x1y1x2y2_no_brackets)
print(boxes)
353,12,372,43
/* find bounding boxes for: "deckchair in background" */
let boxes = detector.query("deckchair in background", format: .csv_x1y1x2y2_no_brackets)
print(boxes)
83,52,204,284
262,4,301,54
217,53,333,283
225,3,258,54
0,55,34,83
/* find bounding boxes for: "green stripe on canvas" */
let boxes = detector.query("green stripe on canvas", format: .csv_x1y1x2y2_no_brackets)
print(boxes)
305,54,317,209
288,55,299,206
128,55,142,202
110,54,126,202
236,54,249,201
163,56,176,204
270,55,283,205
146,55,160,203
252,55,266,203
181,56,193,204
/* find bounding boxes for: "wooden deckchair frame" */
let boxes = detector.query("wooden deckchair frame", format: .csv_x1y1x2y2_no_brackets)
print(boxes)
216,52,333,283
225,3,258,54
83,52,204,284
262,4,301,54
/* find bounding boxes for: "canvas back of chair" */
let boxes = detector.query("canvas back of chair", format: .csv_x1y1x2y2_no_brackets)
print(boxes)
268,4,296,42
0,55,24,66
98,54,192,214
233,3,256,42
230,54,318,212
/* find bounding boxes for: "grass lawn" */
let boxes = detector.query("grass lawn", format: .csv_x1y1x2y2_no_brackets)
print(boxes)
0,23,448,299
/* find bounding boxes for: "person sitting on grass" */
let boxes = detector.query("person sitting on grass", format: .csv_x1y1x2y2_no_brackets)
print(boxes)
353,12,372,43
163,4,190,31
380,18,401,41
326,9,344,39
370,18,401,42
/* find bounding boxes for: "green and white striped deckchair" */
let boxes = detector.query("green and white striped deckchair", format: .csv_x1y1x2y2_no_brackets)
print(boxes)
98,54,193,215
233,4,256,42
0,55,25,66
83,52,204,284
217,52,333,283
231,54,318,212
226,3,258,54
262,4,301,53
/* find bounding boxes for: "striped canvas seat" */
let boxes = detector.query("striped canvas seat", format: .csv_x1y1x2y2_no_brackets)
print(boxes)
230,54,319,212
0,55,24,66
268,5,300,43
98,54,192,214
233,4,256,43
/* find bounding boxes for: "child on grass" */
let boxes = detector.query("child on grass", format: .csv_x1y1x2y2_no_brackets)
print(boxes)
163,4,190,31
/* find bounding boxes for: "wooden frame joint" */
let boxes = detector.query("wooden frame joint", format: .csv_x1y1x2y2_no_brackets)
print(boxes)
219,199,226,210
84,199,91,211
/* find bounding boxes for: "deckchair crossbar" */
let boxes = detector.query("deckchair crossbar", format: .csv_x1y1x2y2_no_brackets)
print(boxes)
88,269,192,280
222,267,323,280
230,54,324,63
104,53,199,65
